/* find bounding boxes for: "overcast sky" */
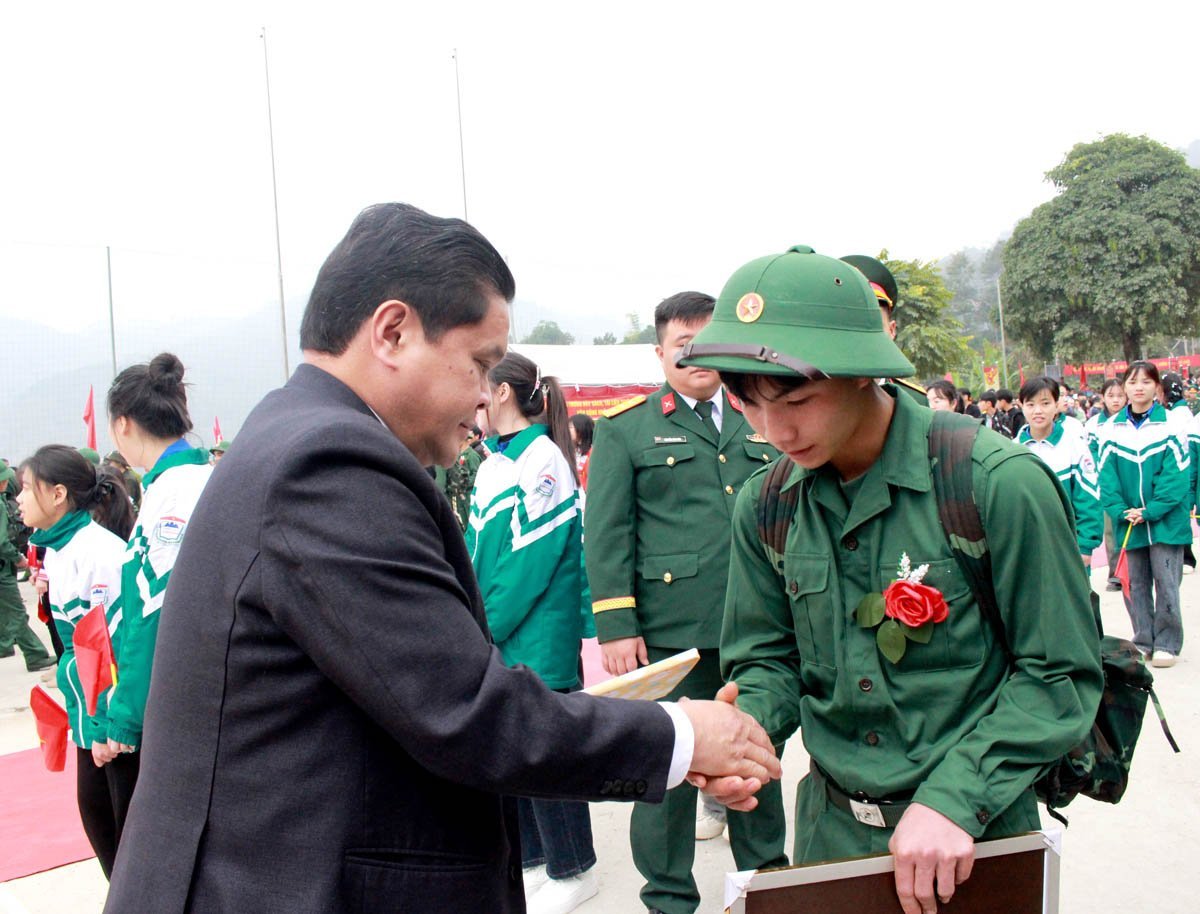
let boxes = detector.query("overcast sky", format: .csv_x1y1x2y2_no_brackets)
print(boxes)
2,0,1197,340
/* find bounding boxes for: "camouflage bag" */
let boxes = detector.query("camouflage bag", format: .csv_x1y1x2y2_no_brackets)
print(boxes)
928,411,1180,822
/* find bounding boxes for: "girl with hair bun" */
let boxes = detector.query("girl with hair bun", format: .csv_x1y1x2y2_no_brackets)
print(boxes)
103,353,213,759
467,351,599,913
17,445,135,877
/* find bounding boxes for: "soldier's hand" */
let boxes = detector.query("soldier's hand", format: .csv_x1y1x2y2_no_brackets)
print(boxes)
687,682,775,811
600,636,648,676
679,697,781,793
888,803,974,914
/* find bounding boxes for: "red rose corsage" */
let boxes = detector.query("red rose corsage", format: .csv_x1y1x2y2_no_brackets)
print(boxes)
856,553,948,664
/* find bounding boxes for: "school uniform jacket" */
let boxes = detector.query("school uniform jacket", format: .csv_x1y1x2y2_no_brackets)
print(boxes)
104,364,674,914
1017,423,1103,555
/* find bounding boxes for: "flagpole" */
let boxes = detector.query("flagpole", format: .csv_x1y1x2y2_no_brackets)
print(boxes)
996,276,1009,389
261,26,290,383
106,246,117,377
452,49,469,223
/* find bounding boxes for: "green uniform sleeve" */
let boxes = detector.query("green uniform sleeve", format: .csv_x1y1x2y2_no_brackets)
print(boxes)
583,418,640,642
1141,435,1190,523
719,478,805,746
1098,443,1131,520
910,455,1104,837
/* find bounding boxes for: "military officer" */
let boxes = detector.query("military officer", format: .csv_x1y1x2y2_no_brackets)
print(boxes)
585,291,788,914
677,246,1102,914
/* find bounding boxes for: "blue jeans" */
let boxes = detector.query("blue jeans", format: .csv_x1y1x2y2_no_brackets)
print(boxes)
518,796,596,879
1125,543,1184,655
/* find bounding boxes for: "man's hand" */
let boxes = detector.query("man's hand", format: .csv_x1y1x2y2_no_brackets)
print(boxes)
679,686,782,804
686,682,766,810
888,803,975,914
91,741,118,767
600,636,647,676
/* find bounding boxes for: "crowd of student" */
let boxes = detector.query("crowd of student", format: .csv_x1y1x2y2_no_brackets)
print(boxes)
927,364,1196,668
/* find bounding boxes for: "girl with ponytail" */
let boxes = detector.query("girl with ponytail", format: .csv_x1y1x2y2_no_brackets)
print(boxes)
466,351,600,912
17,445,134,877
103,353,213,761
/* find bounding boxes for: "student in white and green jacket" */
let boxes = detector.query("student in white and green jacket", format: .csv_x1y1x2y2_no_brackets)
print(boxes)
17,445,135,878
104,353,213,758
467,351,598,914
1098,361,1191,668
1018,377,1103,561
1085,379,1128,589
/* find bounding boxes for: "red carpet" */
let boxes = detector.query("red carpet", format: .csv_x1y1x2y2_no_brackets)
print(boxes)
0,748,94,882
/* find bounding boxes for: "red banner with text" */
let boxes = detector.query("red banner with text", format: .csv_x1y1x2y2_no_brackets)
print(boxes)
565,384,662,417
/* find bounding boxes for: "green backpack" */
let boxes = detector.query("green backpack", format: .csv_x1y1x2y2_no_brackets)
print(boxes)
755,410,1180,824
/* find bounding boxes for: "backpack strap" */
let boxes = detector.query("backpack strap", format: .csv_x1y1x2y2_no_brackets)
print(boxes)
928,411,1014,660
756,459,798,578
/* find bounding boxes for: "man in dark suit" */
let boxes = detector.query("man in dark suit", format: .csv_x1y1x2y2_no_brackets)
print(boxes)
103,203,779,914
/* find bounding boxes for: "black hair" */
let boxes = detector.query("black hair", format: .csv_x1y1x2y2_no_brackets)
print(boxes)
957,387,972,399
1018,376,1061,403
488,352,578,484
979,391,998,406
1123,360,1160,386
1100,378,1124,396
718,371,810,406
107,352,192,439
300,202,516,354
1161,371,1185,405
569,412,594,457
927,380,964,412
25,445,134,540
653,291,715,345
996,388,1015,403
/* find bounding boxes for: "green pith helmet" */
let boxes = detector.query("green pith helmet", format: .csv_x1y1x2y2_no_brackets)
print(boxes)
840,254,899,310
0,464,14,487
677,245,915,378
78,447,101,465
210,439,231,454
105,450,129,467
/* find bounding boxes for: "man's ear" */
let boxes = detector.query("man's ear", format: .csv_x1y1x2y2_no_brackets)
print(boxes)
371,300,419,367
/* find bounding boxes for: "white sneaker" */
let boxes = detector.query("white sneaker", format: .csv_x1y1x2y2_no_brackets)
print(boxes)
1183,565,1194,575
527,868,599,914
1151,650,1177,668
695,807,726,841
523,864,549,897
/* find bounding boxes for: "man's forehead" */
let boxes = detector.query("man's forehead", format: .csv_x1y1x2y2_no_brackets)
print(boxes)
665,316,711,339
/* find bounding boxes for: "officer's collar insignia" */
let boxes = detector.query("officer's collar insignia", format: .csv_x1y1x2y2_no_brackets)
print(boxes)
654,436,688,445
735,292,765,323
746,433,768,444
661,392,677,415
726,392,744,413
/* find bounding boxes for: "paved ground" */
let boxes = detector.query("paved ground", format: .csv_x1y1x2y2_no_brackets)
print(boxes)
1,564,1196,913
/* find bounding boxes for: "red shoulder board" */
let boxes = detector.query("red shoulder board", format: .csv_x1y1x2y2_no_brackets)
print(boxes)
726,392,744,413
661,392,677,415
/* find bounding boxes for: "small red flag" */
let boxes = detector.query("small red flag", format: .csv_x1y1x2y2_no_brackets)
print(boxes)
30,685,68,772
1113,548,1130,599
82,385,97,450
72,605,117,716
213,416,223,445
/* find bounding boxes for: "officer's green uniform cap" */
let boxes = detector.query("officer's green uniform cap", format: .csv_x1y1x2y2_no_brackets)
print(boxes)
78,447,101,465
677,245,915,379
0,465,14,487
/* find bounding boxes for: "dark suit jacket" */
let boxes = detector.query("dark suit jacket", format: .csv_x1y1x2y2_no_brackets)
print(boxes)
104,365,674,914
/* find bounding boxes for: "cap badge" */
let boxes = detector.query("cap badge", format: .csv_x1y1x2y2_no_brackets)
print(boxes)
735,292,764,323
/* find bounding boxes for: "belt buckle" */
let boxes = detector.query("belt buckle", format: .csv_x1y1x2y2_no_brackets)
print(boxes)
849,798,887,828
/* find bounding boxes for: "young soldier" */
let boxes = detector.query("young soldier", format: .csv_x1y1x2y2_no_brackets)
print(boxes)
677,246,1102,914
585,291,788,914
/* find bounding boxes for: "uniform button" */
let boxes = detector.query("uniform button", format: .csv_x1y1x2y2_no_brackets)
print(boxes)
666,456,676,467
623,780,637,797
976,809,991,825
858,678,873,692
724,485,734,495
635,779,647,796
788,580,799,595
843,535,859,551
718,454,728,463
864,731,880,746
663,572,673,584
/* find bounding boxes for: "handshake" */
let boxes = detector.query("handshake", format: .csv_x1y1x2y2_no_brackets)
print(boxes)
678,682,782,812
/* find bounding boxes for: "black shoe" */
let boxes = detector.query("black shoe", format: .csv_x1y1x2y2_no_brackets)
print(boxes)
1106,579,1121,592
26,657,57,672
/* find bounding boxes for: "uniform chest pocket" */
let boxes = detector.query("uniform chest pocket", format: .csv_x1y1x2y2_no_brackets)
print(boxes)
782,552,835,669
641,553,699,584
742,441,778,464
635,445,695,469
877,558,983,672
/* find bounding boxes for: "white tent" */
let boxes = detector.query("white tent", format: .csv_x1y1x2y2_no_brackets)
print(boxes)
509,344,664,387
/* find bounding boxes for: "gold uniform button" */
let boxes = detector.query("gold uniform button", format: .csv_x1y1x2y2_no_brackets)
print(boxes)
718,454,727,463
724,485,734,495
663,572,673,584
666,456,676,467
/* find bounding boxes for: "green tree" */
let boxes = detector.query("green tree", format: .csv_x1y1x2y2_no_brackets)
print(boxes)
1002,134,1200,363
882,251,973,380
521,320,575,345
593,331,618,345
621,313,657,344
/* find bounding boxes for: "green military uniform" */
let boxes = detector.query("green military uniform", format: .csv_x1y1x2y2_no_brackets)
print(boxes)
433,445,483,532
677,245,1103,863
585,385,787,914
0,466,53,670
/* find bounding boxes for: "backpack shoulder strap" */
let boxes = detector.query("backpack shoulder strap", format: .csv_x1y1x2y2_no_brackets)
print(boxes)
756,458,798,578
928,411,1012,658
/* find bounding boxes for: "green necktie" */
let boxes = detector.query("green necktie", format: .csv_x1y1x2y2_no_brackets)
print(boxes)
694,399,719,441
